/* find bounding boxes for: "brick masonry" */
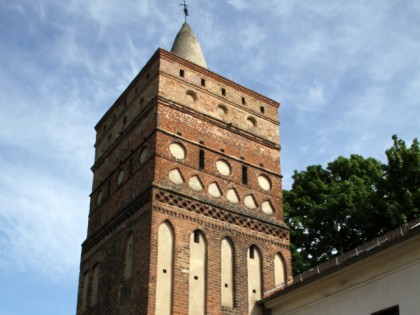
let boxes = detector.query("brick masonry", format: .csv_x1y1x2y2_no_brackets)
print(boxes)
76,48,291,315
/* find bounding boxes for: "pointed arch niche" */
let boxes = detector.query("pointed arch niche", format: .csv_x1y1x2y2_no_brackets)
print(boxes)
247,245,262,315
155,221,174,315
91,264,100,306
189,230,207,315
221,238,234,308
274,253,286,287
124,233,134,280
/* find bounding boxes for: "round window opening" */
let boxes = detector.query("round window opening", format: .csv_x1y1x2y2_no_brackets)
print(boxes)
169,143,186,160
117,169,124,186
216,160,231,176
258,175,272,191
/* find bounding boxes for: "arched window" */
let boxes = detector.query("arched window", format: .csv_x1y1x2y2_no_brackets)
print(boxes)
91,264,100,306
155,221,174,315
274,254,286,287
124,234,134,280
221,238,234,308
189,230,206,315
247,245,262,315
81,271,90,311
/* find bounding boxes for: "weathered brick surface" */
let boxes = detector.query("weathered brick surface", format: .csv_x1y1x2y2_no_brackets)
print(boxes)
76,49,291,315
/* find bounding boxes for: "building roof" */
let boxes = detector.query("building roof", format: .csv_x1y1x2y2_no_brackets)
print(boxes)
260,217,420,304
170,22,208,68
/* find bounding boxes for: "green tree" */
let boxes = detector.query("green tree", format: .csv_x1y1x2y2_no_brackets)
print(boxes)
285,136,420,274
383,135,420,225
284,155,384,274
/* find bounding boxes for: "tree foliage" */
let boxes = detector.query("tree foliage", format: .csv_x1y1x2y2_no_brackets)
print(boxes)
284,136,419,274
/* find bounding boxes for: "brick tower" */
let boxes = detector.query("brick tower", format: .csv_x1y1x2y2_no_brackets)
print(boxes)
76,22,291,315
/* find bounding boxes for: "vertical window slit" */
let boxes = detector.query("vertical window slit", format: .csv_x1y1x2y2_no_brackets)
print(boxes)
242,165,248,185
194,230,200,243
199,149,205,170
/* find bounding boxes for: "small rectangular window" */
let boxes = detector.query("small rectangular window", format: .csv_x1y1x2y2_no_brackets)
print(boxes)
201,78,206,86
199,149,205,169
242,97,246,105
260,106,265,114
221,88,226,96
180,69,185,77
372,306,399,315
194,230,200,243
242,165,248,185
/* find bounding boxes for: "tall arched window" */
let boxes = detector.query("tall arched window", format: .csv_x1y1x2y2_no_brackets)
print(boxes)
247,245,262,315
189,230,206,315
124,233,134,280
81,271,90,311
155,221,174,315
221,238,234,308
91,264,100,306
274,253,286,287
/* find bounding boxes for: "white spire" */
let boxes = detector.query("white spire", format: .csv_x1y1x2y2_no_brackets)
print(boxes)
170,22,208,68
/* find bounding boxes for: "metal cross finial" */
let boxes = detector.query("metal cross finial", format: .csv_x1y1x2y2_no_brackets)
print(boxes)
179,0,189,22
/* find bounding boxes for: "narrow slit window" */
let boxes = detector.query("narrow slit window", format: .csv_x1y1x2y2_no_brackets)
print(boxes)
260,106,265,114
199,149,205,169
194,230,200,243
242,97,246,105
221,88,226,96
201,78,206,87
180,69,185,77
242,165,248,185
250,246,255,259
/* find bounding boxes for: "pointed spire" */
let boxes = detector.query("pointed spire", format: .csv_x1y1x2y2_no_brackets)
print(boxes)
170,22,208,68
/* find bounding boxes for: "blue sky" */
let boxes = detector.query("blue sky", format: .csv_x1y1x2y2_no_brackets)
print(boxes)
0,1,419,314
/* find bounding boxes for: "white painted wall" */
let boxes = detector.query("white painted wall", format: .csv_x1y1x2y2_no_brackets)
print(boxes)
266,234,420,315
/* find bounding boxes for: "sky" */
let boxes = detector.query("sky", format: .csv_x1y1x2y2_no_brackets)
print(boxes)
0,1,419,314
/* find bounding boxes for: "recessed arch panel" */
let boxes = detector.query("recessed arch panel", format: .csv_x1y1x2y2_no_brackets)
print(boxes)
221,238,234,308
274,253,286,287
189,230,206,315
155,221,174,315
247,245,262,315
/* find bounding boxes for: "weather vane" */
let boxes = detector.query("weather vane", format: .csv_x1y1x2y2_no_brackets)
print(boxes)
179,0,189,22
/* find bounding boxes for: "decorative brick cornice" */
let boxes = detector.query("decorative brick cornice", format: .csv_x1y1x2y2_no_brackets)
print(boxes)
154,188,289,242
82,189,152,254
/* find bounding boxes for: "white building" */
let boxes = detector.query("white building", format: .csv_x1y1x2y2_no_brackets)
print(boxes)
261,218,420,315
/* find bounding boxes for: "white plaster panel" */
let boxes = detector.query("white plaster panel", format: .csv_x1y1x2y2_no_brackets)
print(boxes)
189,175,204,191
155,222,174,315
189,232,206,315
208,182,222,197
169,143,186,160
245,195,258,209
169,169,184,185
227,189,239,204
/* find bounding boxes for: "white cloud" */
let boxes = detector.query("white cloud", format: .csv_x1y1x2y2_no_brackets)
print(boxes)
227,0,248,11
0,161,88,281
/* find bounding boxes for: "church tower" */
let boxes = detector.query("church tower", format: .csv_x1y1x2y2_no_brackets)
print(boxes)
76,21,291,315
